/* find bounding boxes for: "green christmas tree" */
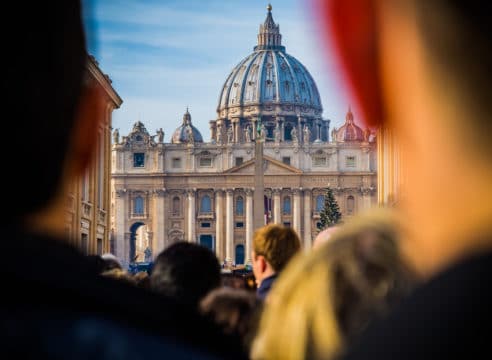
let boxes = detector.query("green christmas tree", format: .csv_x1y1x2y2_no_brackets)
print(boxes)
319,187,342,229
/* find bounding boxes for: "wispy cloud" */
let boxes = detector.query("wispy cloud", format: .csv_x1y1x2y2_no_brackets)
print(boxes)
86,0,354,141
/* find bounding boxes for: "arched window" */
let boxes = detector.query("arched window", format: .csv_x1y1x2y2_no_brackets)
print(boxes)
201,195,211,213
172,196,181,215
316,195,324,212
347,195,355,214
134,196,144,215
283,196,291,215
236,196,244,216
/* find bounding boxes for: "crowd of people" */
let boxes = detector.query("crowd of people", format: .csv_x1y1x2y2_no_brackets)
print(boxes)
3,0,491,359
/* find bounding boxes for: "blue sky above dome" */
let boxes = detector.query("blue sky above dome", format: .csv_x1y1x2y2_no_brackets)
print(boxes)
83,0,352,142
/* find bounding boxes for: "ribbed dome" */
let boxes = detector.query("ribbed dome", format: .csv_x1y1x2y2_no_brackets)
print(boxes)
171,109,203,144
217,6,322,116
335,108,365,142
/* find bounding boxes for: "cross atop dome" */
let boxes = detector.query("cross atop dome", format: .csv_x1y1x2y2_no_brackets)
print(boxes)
254,4,285,51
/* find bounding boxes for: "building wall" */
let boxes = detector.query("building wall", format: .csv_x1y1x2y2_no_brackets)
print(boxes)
65,55,122,255
112,123,377,266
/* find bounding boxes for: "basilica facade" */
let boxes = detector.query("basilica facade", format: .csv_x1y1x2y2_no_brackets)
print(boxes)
111,6,377,266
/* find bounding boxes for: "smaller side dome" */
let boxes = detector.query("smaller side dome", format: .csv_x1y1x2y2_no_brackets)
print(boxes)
335,107,365,142
171,108,204,144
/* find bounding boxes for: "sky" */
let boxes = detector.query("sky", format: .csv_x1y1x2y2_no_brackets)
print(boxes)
83,0,353,142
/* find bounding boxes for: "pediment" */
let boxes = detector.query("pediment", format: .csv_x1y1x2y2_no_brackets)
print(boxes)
225,156,302,175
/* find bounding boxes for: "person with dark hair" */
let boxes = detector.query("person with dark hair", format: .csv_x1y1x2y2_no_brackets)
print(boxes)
312,0,492,359
0,2,245,358
150,242,221,308
200,288,262,354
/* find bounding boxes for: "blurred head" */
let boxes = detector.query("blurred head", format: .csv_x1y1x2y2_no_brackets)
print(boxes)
252,224,301,284
101,268,136,285
150,242,221,307
101,253,122,272
200,288,260,351
251,209,416,360
3,2,105,228
313,226,340,250
314,0,492,275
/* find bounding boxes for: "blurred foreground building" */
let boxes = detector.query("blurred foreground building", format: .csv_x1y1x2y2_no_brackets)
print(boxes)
65,55,123,255
111,6,377,267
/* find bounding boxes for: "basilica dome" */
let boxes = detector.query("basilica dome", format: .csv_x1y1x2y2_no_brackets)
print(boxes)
171,109,203,144
217,5,322,118
334,108,366,142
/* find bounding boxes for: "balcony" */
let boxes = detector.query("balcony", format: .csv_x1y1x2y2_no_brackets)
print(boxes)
197,211,214,220
82,201,92,218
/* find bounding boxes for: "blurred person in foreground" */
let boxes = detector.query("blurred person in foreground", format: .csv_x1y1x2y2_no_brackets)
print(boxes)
0,2,245,358
200,287,261,354
314,0,492,358
150,242,221,308
313,226,340,250
251,224,301,300
251,209,416,360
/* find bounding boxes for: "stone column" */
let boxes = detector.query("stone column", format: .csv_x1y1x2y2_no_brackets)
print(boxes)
272,188,281,224
215,189,224,261
225,189,234,262
187,189,196,242
114,189,127,264
293,188,302,236
232,118,240,143
245,188,253,264
251,117,257,140
209,120,217,143
303,189,312,249
153,189,166,255
297,116,303,144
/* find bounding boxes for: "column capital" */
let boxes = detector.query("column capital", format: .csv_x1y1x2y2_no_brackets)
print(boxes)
303,188,312,195
153,188,167,197
272,188,282,195
292,188,302,196
226,188,235,196
186,189,196,196
214,189,224,196
115,188,127,198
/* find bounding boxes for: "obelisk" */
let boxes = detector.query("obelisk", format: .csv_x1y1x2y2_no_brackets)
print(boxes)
253,117,265,230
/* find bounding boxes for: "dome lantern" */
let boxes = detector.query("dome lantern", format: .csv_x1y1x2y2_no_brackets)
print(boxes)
254,4,285,52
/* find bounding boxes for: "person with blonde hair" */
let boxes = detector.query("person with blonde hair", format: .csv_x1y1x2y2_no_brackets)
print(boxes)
251,210,416,360
252,224,301,300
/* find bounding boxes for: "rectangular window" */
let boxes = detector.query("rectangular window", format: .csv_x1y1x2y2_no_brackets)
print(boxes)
199,157,212,167
346,156,356,168
96,238,103,255
236,222,244,228
81,233,88,255
133,153,145,167
282,157,291,165
235,157,243,166
313,156,327,166
172,158,181,168
201,222,211,228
